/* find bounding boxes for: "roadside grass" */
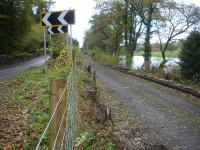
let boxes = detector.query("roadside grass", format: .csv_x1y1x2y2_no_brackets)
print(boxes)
134,50,180,57
77,82,116,149
89,48,119,65
77,78,145,150
1,64,89,149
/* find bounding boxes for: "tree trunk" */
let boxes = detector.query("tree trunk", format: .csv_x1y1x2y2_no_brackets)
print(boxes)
126,42,136,68
144,24,151,61
159,50,167,68
126,50,133,68
124,1,128,53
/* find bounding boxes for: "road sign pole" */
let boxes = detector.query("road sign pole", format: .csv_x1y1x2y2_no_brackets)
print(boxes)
66,32,68,50
43,27,47,72
49,34,51,44
70,25,72,50
50,34,52,59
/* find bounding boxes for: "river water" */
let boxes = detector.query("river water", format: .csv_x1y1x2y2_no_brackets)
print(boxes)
119,56,180,71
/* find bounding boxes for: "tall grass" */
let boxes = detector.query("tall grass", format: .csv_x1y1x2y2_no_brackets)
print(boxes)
89,48,119,65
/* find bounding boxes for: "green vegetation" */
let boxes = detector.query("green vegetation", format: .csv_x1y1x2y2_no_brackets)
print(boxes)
2,48,116,149
83,0,199,67
89,48,119,65
0,0,54,56
1,66,72,149
179,31,200,81
0,40,84,149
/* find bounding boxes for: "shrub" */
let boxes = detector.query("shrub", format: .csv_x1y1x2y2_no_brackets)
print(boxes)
179,31,200,81
89,48,119,65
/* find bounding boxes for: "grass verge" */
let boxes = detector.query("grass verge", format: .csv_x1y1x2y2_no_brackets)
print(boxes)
0,65,89,149
89,48,119,65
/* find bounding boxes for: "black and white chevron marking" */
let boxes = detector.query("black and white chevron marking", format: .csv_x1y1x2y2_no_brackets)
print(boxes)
48,26,68,34
42,10,75,26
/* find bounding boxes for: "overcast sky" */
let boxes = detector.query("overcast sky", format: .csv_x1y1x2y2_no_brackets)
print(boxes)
52,0,200,47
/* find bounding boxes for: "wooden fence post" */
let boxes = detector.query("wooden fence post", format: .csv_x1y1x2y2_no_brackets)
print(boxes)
49,79,67,150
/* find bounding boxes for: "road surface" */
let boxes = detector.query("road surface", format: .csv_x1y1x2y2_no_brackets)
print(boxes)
0,56,47,101
0,56,47,81
90,63,200,150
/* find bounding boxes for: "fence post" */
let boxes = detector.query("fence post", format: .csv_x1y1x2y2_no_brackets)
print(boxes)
49,79,67,150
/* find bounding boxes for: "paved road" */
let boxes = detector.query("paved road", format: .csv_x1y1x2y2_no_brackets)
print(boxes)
90,63,200,150
0,56,47,81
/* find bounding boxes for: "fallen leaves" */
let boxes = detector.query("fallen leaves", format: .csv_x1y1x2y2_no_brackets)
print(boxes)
0,79,42,149
0,98,33,149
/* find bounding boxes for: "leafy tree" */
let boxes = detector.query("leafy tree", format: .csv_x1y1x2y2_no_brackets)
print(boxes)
32,0,55,23
84,0,124,55
0,0,33,54
179,31,200,81
95,0,124,54
139,0,162,70
0,0,54,55
93,0,144,66
87,0,200,69
83,15,108,51
155,1,199,66
125,0,144,66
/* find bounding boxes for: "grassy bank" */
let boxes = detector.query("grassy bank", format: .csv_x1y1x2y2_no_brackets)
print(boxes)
77,73,145,149
89,48,119,65
0,42,121,149
0,63,90,149
0,41,86,149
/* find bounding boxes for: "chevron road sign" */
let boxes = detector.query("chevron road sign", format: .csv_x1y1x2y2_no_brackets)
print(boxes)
48,26,68,34
42,10,75,26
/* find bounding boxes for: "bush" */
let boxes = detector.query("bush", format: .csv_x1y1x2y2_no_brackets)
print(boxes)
179,31,200,81
89,48,119,65
49,40,83,70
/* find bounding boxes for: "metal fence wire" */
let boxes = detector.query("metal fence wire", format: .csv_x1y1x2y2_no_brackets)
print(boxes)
35,61,77,150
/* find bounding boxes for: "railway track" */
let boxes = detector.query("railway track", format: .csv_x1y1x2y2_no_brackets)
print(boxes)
105,65,200,99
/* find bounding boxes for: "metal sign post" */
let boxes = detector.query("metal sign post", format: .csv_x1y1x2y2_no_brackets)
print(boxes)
66,32,69,66
43,27,47,72
70,25,72,47
50,34,52,43
49,34,52,59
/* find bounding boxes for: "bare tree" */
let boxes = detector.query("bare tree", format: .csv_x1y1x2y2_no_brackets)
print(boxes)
155,1,199,67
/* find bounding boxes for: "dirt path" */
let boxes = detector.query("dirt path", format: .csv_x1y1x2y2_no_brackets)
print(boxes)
89,63,200,150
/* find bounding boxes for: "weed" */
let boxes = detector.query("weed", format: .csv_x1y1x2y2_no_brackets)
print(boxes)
75,131,95,149
107,141,115,150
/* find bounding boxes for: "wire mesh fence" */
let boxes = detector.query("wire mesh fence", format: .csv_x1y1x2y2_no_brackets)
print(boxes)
35,61,77,150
